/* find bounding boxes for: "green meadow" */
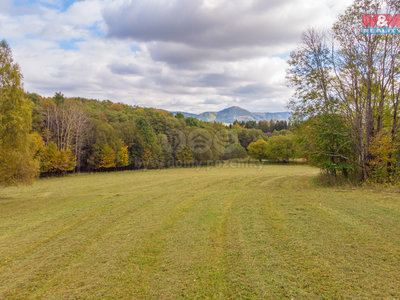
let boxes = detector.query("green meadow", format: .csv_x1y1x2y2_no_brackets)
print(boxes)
1,165,399,299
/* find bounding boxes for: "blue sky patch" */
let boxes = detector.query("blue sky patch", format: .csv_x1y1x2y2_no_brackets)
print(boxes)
131,45,141,53
13,0,83,12
271,52,290,60
86,21,104,37
58,38,84,50
60,0,84,11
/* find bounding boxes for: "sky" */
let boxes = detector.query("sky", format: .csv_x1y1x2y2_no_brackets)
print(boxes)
0,0,351,113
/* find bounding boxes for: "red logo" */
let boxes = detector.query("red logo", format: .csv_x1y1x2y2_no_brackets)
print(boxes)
362,14,400,28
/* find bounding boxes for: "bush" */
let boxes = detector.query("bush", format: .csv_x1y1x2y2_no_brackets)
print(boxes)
247,139,268,162
265,135,295,162
223,143,247,160
296,114,358,178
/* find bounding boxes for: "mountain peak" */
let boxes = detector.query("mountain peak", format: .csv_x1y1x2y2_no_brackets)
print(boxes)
174,107,290,123
221,106,248,112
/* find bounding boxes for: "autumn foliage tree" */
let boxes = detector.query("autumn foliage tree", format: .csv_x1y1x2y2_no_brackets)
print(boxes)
99,144,116,169
247,139,268,162
175,145,195,165
368,131,398,183
288,0,400,182
40,142,76,174
116,143,129,168
264,135,295,163
0,41,39,185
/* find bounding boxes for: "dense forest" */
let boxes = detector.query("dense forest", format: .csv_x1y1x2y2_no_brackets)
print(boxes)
29,92,294,175
28,92,280,174
0,40,294,185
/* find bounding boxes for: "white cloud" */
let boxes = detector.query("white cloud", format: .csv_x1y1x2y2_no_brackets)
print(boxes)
0,0,351,113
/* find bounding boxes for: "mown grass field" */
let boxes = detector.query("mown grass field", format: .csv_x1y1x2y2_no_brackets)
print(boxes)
0,164,399,299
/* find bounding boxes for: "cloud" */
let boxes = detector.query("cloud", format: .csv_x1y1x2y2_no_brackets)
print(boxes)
104,0,350,49
0,0,350,114
195,73,241,88
147,42,283,69
104,0,306,49
100,0,350,112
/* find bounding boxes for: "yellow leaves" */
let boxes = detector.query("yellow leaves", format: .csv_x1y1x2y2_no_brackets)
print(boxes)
247,139,268,162
96,142,129,169
110,103,124,111
175,145,195,165
29,131,45,158
369,132,396,167
40,142,76,173
0,41,39,185
141,148,153,168
117,145,129,168
232,122,242,129
368,131,397,183
58,149,76,172
99,144,116,169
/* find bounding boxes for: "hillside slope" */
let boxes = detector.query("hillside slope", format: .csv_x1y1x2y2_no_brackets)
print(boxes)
174,106,290,123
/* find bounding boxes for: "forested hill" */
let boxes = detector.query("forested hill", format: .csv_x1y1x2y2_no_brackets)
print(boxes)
173,106,290,123
26,93,288,176
0,37,290,185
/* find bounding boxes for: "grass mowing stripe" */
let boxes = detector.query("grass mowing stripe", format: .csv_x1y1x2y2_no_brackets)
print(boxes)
27,174,225,298
0,165,399,298
0,194,156,298
1,174,211,297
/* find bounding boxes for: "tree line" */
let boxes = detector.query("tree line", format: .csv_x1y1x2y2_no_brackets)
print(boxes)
231,120,288,133
0,40,294,185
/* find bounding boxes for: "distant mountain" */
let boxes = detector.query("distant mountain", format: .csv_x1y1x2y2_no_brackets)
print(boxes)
173,106,290,123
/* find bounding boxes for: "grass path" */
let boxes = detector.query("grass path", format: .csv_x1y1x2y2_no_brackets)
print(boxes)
0,165,399,298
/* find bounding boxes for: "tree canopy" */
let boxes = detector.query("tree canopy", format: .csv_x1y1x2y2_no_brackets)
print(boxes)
288,0,400,183
0,41,39,185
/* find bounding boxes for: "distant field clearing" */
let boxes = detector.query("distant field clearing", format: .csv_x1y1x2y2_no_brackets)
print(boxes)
0,165,399,298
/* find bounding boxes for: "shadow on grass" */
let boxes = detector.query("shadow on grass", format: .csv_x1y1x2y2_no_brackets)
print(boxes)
227,158,308,166
311,170,363,188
